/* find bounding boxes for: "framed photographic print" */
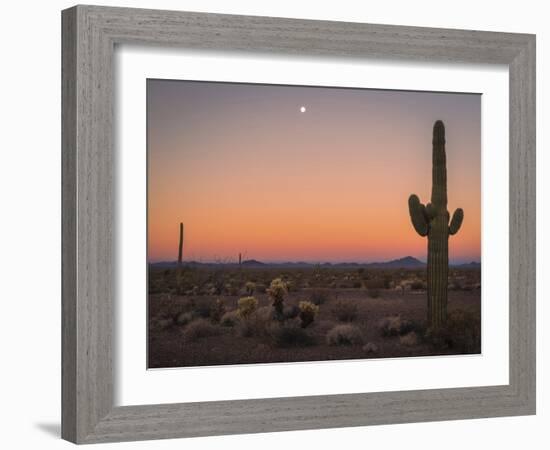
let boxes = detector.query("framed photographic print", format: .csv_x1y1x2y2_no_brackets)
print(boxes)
62,5,536,444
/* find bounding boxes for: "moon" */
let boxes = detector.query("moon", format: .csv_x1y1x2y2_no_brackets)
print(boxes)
300,106,306,113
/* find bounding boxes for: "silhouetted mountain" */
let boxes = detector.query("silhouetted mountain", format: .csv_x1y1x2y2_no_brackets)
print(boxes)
453,261,481,269
365,256,425,269
241,259,266,267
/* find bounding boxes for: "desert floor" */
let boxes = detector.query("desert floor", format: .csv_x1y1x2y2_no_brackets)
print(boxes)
148,268,481,368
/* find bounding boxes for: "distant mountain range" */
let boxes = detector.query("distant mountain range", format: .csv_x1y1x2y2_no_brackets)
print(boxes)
150,256,480,270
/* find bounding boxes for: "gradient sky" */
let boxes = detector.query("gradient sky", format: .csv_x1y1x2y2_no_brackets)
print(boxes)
147,79,481,264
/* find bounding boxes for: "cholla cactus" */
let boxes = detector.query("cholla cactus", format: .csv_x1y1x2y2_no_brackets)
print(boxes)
237,296,258,319
267,278,288,321
408,121,464,329
298,301,319,328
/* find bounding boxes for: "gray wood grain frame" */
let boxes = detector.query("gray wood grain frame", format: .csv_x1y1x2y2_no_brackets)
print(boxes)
61,5,536,444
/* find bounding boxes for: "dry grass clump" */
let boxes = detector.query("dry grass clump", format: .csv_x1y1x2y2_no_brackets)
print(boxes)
379,315,419,337
399,331,419,346
326,324,363,346
379,316,403,336
183,319,222,342
363,342,379,354
331,299,358,322
268,321,314,348
175,312,194,326
237,307,272,338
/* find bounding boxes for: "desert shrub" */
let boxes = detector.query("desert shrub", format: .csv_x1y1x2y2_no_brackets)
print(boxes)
331,299,358,322
449,281,464,291
326,324,363,346
183,319,222,342
367,288,380,298
151,317,174,330
352,281,362,289
401,320,423,335
209,298,226,323
269,322,314,348
426,309,481,353
410,280,425,290
380,315,405,336
379,315,424,337
220,310,240,327
237,296,258,318
237,309,271,338
400,331,419,346
192,299,212,319
309,289,330,305
298,301,319,328
245,281,256,295
175,312,194,326
363,342,379,354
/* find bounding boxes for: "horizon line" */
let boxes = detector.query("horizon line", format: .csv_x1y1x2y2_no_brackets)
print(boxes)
148,257,481,265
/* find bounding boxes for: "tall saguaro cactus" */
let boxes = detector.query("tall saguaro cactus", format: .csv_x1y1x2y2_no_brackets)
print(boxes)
177,223,184,265
408,121,464,329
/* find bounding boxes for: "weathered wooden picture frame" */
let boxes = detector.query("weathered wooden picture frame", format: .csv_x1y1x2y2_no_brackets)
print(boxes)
62,5,536,444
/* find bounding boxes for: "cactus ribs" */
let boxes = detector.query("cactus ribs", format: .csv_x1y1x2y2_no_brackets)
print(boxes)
408,121,464,329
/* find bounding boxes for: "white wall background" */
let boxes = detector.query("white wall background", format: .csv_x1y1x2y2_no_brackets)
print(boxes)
0,1,545,448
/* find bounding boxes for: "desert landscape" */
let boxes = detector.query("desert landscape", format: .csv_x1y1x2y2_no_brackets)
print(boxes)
147,80,482,368
148,260,481,368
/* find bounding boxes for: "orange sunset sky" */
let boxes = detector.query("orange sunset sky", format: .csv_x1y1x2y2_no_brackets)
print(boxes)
147,80,481,264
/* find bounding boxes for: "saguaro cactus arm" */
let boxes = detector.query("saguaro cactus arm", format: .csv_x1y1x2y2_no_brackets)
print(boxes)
408,194,429,236
449,208,464,235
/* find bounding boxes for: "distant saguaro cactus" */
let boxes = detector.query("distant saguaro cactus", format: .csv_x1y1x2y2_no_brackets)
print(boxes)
408,121,464,329
178,223,184,265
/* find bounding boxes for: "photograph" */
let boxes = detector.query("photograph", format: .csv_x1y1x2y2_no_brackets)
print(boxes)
146,79,482,368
